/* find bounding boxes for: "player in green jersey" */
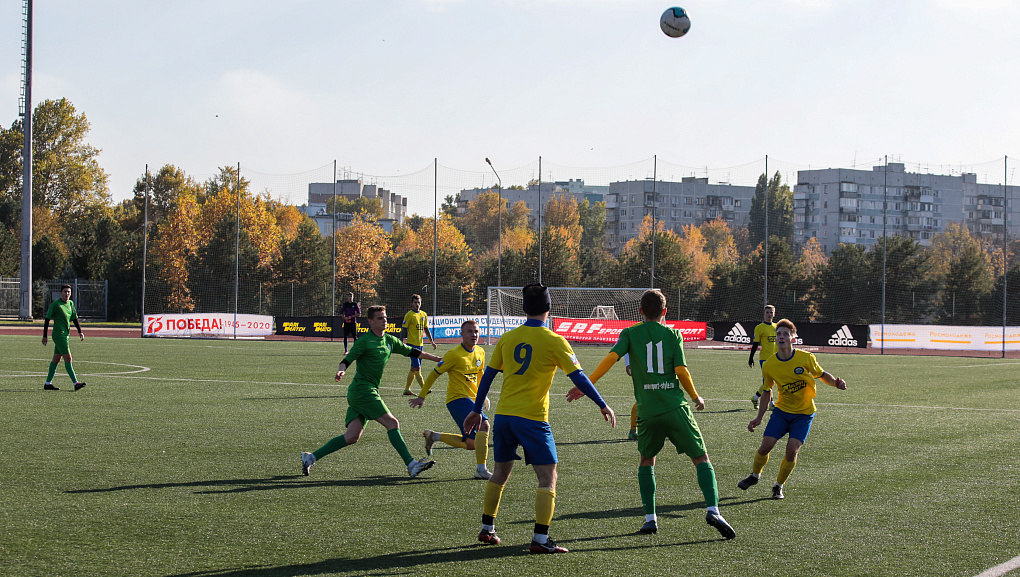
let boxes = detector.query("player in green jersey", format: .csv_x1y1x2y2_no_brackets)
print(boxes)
41,285,86,391
568,289,735,539
300,305,442,478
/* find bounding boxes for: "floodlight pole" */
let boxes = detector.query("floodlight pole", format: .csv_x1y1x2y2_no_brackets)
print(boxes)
1003,155,1009,359
538,156,542,284
433,158,438,316
764,155,769,308
882,156,888,355
486,158,502,288
18,0,33,320
650,155,657,289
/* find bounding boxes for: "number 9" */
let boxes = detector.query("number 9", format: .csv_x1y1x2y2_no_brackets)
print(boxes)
513,343,532,375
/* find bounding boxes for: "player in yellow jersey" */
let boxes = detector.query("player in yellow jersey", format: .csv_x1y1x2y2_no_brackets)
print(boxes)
748,305,777,409
402,293,437,396
737,318,847,499
464,284,616,554
409,320,493,480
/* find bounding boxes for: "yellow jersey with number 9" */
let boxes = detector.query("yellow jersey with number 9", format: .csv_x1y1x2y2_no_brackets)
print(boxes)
488,321,582,422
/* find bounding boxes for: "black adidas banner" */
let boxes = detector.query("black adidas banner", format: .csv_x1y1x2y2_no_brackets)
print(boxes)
710,322,869,348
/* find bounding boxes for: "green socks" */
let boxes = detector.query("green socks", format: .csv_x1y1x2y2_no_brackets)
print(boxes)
387,428,414,466
47,362,58,383
65,362,78,384
696,460,720,508
312,435,348,460
638,465,656,515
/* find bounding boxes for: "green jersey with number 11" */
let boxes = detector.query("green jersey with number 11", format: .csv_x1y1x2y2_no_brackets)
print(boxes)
610,321,689,418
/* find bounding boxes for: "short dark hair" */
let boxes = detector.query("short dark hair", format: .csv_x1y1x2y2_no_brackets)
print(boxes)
776,318,797,334
367,305,386,319
60,284,71,291
640,289,666,319
764,305,775,312
411,294,421,301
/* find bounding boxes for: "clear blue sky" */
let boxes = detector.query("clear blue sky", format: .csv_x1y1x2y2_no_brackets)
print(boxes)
2,0,1018,215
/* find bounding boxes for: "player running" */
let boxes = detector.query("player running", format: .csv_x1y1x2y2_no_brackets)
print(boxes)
748,305,778,409
409,319,493,480
41,284,87,392
568,289,735,539
464,284,616,554
402,294,436,396
300,305,442,479
737,318,847,499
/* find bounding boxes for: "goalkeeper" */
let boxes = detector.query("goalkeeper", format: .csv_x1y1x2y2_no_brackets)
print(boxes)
567,289,735,540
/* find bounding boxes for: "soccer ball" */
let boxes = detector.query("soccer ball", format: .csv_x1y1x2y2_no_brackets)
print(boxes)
660,7,691,38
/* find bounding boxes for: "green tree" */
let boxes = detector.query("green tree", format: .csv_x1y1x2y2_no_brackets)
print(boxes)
277,217,332,315
131,164,205,223
0,99,110,224
64,209,132,280
938,243,993,325
813,243,871,324
747,172,794,249
32,234,66,281
982,263,1020,325
440,194,459,218
868,235,935,324
324,195,384,218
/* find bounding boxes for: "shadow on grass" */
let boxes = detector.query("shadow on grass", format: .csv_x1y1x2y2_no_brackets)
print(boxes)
65,474,469,495
241,396,340,401
163,533,718,577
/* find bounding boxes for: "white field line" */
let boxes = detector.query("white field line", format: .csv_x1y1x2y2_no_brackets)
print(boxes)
4,370,1020,414
974,555,1020,577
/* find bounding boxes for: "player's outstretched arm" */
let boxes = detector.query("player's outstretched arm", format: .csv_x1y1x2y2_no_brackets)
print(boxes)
747,342,760,367
821,372,847,390
566,352,619,402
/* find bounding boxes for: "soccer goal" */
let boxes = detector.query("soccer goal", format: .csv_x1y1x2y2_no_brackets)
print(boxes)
486,286,648,343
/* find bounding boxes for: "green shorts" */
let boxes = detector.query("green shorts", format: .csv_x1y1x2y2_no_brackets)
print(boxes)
637,404,707,460
52,335,71,356
344,384,391,426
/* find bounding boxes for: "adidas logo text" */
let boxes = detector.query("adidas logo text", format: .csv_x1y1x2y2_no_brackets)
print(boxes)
828,325,858,347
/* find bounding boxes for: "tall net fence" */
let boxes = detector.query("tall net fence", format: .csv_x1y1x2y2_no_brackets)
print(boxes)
136,155,1018,330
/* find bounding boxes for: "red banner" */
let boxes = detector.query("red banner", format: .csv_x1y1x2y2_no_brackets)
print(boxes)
552,318,707,344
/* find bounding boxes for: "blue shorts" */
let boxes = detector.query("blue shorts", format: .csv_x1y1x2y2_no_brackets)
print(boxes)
409,345,423,369
447,397,487,440
491,415,557,466
762,407,815,443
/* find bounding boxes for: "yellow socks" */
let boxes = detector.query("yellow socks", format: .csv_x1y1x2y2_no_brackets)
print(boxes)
483,481,504,518
535,488,556,527
777,457,797,485
752,451,770,475
440,433,468,449
475,430,489,465
404,371,415,392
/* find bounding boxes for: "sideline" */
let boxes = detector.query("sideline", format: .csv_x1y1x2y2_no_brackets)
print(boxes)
975,555,1020,577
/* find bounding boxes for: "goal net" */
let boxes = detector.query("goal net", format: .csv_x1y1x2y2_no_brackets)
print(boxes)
486,286,647,341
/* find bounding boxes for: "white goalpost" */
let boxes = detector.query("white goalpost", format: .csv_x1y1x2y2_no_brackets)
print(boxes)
485,286,648,343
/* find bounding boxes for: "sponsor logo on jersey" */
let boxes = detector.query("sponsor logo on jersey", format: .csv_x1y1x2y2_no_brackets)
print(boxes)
723,323,751,344
794,366,804,374
782,379,808,394
828,325,858,346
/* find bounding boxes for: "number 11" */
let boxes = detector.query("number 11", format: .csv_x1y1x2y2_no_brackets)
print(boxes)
646,341,665,374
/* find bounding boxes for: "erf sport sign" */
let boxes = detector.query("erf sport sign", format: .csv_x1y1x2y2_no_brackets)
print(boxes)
553,318,706,344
